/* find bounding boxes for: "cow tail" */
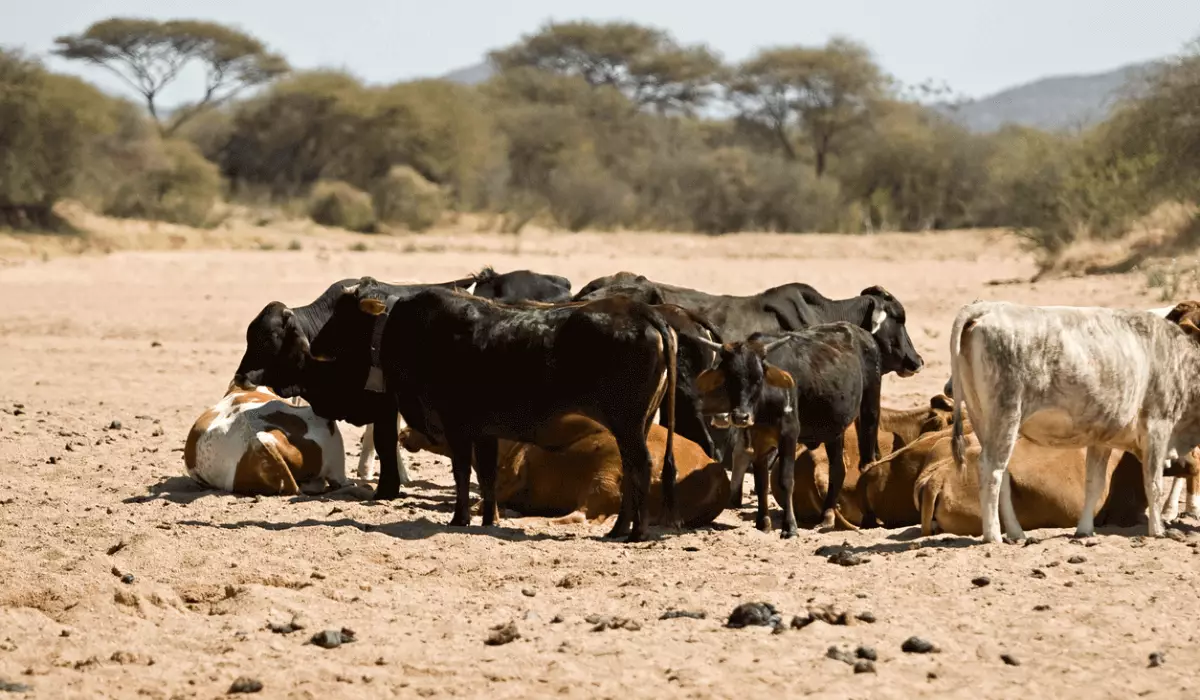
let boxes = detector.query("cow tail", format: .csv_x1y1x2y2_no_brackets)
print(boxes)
648,311,680,528
949,305,978,471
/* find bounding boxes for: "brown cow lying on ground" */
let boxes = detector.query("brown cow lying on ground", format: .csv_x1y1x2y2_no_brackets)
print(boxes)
913,434,1167,536
399,415,729,527
766,394,956,529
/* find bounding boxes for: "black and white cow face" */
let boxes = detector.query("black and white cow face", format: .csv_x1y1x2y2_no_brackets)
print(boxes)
861,286,923,378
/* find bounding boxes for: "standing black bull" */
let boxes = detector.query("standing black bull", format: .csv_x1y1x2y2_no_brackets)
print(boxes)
693,323,883,537
231,268,573,499
293,287,681,543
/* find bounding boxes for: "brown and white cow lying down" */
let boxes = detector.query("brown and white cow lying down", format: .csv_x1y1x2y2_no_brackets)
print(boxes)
184,381,347,495
948,300,1200,543
766,394,957,529
399,416,729,527
912,434,1199,536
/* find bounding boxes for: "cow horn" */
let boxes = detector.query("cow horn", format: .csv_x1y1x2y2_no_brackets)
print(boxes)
690,334,724,352
342,284,359,295
281,307,294,318
762,334,797,354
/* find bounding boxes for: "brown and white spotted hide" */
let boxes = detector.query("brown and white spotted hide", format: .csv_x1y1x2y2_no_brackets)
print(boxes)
184,382,347,495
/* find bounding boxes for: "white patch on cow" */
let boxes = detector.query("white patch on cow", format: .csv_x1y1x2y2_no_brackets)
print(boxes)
1147,306,1173,318
357,424,376,480
466,280,478,296
870,308,887,335
186,389,345,494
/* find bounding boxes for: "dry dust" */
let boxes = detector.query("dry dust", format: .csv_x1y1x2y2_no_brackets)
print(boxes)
1,226,1197,699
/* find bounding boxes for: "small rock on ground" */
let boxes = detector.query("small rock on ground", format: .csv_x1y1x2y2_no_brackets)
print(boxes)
485,622,520,646
828,551,869,566
228,677,263,694
0,680,32,693
310,628,356,649
854,660,877,674
726,602,780,629
1067,555,1087,564
901,636,939,654
971,576,991,587
856,646,877,661
660,610,706,620
585,615,641,632
1001,654,1020,666
1149,652,1166,668
826,646,855,664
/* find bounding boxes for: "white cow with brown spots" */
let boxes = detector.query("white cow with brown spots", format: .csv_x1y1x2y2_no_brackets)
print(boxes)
184,380,347,495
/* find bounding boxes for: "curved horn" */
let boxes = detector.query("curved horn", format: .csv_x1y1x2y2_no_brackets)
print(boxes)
690,334,724,352
341,284,359,295
762,334,797,354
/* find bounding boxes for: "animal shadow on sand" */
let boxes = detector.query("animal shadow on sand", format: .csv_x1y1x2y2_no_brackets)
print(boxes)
175,515,584,543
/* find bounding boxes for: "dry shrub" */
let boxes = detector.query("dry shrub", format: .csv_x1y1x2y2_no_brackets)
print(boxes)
308,180,375,232
103,139,222,227
371,166,445,232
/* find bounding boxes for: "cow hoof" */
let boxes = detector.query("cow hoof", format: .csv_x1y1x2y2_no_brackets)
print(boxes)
1001,535,1024,545
755,521,773,533
780,528,797,540
624,530,648,544
449,515,471,528
1072,530,1095,540
605,523,631,539
373,485,401,501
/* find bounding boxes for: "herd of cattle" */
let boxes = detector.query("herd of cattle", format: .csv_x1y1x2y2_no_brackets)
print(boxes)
182,265,1200,545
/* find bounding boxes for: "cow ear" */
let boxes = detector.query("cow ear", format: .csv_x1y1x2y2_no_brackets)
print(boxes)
930,394,953,412
763,363,795,389
359,298,387,316
695,369,725,394
867,298,887,335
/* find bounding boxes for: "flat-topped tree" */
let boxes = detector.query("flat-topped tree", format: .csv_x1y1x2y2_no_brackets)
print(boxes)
53,17,289,135
489,20,723,116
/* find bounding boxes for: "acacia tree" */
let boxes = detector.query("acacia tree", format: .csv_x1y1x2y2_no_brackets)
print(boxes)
53,18,288,135
489,20,723,114
729,37,888,177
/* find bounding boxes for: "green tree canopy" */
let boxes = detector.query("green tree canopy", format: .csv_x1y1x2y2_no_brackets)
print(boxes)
53,18,288,135
729,37,888,177
489,20,723,114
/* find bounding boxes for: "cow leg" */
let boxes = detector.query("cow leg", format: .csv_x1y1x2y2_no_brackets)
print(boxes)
819,436,847,532
447,435,474,528
726,428,750,507
371,407,403,500
358,423,376,480
1142,425,1170,538
752,451,773,532
777,431,800,539
1187,473,1200,518
977,417,1020,544
610,429,652,543
1074,445,1113,537
1162,476,1185,522
473,437,500,527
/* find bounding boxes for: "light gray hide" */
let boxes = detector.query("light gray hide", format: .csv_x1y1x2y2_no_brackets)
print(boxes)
949,301,1200,543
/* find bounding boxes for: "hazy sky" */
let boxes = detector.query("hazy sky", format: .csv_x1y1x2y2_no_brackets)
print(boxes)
5,0,1200,106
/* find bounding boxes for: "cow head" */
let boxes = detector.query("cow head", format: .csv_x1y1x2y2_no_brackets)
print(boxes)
692,335,797,428
860,286,924,378
300,291,383,420
233,301,311,397
1166,300,1200,339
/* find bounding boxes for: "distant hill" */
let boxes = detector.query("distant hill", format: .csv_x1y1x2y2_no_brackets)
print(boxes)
437,58,1162,132
441,62,495,85
936,61,1158,132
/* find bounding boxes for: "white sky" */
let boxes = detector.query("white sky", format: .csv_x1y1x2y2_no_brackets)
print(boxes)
4,0,1199,106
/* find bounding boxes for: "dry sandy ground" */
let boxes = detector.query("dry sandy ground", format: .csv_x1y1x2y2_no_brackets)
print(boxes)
2,228,1199,699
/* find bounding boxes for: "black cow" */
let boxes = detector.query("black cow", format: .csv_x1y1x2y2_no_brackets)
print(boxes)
579,272,922,506
468,266,572,302
294,286,681,543
576,272,921,376
232,268,572,498
692,323,883,538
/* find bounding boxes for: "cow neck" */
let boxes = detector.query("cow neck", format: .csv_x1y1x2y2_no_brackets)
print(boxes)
364,294,401,393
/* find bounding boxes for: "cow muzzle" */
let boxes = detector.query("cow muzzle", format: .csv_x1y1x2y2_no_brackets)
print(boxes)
730,410,754,428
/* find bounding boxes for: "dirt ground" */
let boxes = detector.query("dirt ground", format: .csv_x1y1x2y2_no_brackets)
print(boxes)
2,227,1199,700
